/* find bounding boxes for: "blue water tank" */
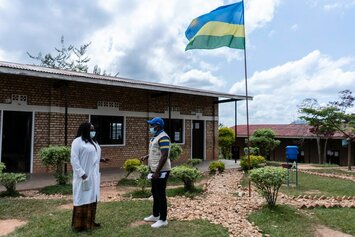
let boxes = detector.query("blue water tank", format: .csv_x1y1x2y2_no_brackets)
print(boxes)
286,146,298,160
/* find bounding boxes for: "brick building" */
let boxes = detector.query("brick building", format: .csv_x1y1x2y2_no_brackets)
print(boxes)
0,61,247,174
233,124,354,165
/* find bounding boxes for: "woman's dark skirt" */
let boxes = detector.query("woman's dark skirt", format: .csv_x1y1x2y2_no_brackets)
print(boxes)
71,202,97,231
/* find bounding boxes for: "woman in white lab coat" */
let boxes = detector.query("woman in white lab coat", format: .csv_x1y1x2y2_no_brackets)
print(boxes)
71,122,101,232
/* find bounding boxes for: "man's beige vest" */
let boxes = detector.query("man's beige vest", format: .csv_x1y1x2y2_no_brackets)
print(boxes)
148,131,171,172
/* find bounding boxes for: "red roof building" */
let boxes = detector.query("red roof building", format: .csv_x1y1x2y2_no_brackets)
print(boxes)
230,124,352,165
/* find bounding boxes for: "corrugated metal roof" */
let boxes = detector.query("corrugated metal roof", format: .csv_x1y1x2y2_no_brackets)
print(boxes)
231,124,345,139
0,61,250,100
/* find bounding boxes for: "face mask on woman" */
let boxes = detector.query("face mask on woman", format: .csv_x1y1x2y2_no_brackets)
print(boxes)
90,131,96,138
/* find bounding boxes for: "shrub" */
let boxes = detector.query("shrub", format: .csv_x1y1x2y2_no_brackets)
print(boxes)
171,165,202,191
0,162,5,173
170,143,183,161
122,158,141,178
209,161,225,174
136,165,150,192
39,145,70,185
218,127,235,159
240,155,266,171
187,159,202,167
0,163,26,197
243,147,260,156
249,167,287,208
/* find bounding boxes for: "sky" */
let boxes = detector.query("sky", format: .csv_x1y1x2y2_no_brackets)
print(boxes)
0,0,354,126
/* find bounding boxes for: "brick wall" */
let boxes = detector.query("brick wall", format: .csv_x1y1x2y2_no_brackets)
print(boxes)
1,74,219,173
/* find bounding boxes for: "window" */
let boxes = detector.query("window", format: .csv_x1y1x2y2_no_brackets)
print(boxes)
163,119,184,143
91,115,124,145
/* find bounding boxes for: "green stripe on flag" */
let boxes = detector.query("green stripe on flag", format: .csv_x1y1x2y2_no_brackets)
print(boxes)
186,35,245,50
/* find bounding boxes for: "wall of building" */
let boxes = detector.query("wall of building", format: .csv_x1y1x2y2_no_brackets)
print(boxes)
0,74,219,173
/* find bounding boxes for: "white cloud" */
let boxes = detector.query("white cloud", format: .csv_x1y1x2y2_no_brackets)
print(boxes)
245,0,281,33
85,0,280,87
324,1,355,11
174,69,224,89
291,24,298,31
228,51,355,124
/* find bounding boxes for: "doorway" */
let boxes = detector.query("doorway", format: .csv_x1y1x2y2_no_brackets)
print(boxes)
192,120,204,160
1,111,32,172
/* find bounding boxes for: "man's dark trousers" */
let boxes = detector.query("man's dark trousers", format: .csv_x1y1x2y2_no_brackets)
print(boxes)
151,172,169,221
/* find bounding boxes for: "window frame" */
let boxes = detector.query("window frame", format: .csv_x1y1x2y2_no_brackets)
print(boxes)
90,115,126,147
163,118,185,144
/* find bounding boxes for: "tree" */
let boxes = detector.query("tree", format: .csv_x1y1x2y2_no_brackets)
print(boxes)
248,129,280,158
218,127,235,159
27,36,118,76
299,99,339,164
328,90,355,170
299,90,354,169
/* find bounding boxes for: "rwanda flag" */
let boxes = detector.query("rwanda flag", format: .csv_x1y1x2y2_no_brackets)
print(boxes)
185,1,245,50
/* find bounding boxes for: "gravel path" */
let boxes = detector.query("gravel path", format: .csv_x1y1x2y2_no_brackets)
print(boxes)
168,169,264,237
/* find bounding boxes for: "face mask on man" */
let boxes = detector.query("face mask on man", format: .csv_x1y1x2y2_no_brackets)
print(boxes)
90,131,96,138
149,126,157,135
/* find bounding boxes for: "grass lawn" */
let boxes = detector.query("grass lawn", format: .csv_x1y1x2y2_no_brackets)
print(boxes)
124,186,204,199
249,205,355,236
39,184,72,195
313,208,355,235
1,198,228,237
279,172,355,197
248,205,315,237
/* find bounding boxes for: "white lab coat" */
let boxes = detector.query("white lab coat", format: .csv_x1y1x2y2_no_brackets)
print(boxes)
70,137,101,206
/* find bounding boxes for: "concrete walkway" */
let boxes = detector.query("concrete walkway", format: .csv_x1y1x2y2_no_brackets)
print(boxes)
0,159,240,192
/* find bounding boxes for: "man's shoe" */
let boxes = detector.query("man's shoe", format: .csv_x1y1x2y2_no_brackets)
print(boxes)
144,215,160,222
93,222,101,228
151,220,168,228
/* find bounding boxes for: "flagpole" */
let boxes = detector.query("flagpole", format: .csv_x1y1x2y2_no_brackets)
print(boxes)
242,0,252,197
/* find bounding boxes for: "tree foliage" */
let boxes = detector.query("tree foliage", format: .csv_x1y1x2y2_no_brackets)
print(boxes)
299,90,354,168
248,129,280,158
218,127,235,159
27,36,117,76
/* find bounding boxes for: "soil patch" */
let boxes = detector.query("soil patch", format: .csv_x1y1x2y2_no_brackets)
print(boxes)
129,220,148,228
0,219,27,236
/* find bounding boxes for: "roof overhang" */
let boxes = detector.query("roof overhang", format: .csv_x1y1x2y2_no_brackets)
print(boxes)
0,61,251,100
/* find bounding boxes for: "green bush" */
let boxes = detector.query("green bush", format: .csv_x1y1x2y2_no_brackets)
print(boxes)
135,165,150,192
0,163,26,197
39,145,70,185
240,155,266,171
0,162,5,173
243,147,260,156
122,158,141,178
187,159,202,167
249,167,287,208
218,127,235,159
170,143,183,161
208,161,225,174
171,165,202,191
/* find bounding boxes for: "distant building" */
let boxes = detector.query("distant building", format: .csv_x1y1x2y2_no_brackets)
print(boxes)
232,124,354,165
0,61,248,174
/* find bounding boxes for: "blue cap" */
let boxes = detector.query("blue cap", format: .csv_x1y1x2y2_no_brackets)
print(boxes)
147,117,164,127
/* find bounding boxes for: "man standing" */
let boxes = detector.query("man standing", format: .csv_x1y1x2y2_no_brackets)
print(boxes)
141,117,171,228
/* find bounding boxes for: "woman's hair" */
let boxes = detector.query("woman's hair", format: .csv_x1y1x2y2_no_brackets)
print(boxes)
76,122,97,149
